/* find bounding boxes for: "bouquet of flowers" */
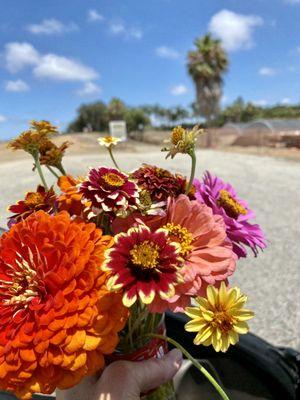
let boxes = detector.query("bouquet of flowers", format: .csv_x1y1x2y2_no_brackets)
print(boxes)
0,121,266,400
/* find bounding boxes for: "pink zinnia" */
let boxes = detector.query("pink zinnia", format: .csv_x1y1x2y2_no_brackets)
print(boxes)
194,172,266,258
149,195,237,313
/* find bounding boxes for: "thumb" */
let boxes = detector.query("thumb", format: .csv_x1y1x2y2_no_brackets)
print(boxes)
133,348,183,393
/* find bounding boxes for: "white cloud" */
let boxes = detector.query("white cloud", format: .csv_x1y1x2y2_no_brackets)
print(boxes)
77,82,101,96
87,9,104,23
110,22,125,35
26,19,78,35
5,79,30,92
4,42,99,82
253,99,268,106
281,97,291,105
0,115,7,123
284,0,300,4
129,28,143,39
156,46,180,59
170,84,188,96
109,22,142,39
5,42,40,73
209,9,263,51
259,67,277,76
33,54,98,81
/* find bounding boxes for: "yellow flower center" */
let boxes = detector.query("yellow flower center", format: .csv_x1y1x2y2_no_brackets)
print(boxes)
163,223,193,256
139,190,152,208
0,254,40,307
130,241,160,269
104,137,115,144
212,310,233,333
171,126,185,145
103,172,125,187
25,192,45,207
217,189,247,219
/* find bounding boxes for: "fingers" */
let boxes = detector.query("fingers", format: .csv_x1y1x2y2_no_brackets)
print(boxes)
58,350,183,400
133,348,183,393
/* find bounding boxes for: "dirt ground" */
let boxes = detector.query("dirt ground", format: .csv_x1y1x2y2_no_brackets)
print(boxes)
1,131,300,163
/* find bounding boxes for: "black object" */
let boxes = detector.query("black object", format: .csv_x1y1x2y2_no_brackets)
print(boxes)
166,312,300,400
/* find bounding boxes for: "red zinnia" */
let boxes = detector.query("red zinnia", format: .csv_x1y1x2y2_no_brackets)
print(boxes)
0,211,127,399
8,185,56,226
131,164,191,202
103,225,182,307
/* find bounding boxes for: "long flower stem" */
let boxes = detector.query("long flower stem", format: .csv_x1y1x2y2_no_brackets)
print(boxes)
145,333,230,400
185,150,196,195
34,155,48,190
108,148,121,170
58,163,67,176
127,313,134,349
46,165,60,179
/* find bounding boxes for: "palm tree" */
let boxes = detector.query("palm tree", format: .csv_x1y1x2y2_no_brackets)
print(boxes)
187,34,228,136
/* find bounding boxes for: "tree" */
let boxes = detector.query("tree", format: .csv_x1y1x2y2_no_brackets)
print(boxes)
166,106,190,123
67,99,150,133
107,98,126,121
125,108,150,132
67,101,108,132
187,34,228,129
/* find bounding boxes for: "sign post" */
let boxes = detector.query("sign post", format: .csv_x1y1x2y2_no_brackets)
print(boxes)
109,121,127,141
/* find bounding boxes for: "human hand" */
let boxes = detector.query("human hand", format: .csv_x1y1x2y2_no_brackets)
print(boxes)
56,348,182,400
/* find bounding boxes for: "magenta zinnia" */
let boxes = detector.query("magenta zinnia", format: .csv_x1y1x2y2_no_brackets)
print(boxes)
103,225,182,307
79,166,139,218
194,172,266,258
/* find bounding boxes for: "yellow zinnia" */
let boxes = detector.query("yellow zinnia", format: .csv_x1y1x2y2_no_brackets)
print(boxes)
185,282,254,352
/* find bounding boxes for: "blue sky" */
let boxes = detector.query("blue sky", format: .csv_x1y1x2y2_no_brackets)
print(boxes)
1,0,300,139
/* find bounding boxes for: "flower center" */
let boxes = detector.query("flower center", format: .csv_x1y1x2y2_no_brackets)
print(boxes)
103,172,125,187
171,126,185,145
103,137,114,144
139,190,152,208
163,223,193,257
130,241,160,269
0,253,41,308
25,192,45,208
212,310,233,333
217,189,247,219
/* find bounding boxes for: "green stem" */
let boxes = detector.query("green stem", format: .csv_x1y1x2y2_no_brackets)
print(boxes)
33,154,48,190
145,333,230,400
108,147,121,170
57,163,67,176
127,313,134,350
46,165,60,179
101,214,111,235
185,150,196,195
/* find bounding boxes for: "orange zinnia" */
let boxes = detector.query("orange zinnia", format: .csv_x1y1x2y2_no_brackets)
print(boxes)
57,175,90,217
0,211,127,399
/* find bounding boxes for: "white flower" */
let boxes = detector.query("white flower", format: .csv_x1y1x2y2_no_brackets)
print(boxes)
98,136,121,148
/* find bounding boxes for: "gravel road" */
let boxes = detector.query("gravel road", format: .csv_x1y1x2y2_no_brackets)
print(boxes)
0,147,299,350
